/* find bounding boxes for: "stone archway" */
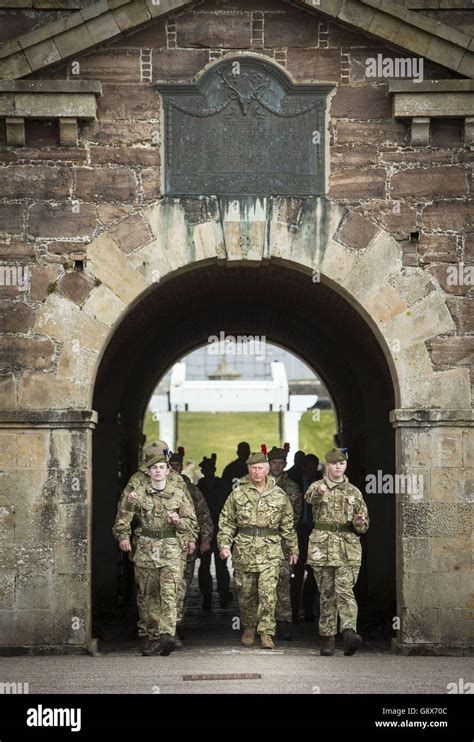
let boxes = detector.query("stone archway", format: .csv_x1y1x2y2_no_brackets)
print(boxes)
5,195,470,654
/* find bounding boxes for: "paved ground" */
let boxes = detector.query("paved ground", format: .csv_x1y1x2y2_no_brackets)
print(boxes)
0,576,472,695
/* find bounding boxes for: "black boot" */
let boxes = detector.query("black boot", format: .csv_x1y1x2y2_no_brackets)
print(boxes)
141,637,160,656
276,621,293,641
343,629,362,656
320,636,335,656
173,634,183,650
154,633,176,656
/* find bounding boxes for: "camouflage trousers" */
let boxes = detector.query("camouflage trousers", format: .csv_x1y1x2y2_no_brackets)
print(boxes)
275,557,292,622
176,555,196,624
313,565,360,637
234,561,280,636
135,563,182,638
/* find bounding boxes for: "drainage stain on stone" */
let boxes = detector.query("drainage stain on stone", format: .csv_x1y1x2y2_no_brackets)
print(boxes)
183,673,262,682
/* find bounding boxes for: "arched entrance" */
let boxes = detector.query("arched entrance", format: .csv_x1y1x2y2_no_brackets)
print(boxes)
92,259,397,639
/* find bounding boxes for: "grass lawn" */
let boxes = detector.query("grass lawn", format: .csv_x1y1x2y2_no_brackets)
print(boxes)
143,409,336,474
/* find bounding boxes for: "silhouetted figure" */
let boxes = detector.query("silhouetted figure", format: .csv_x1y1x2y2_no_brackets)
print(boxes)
198,454,233,609
291,453,323,623
287,450,306,492
221,441,251,488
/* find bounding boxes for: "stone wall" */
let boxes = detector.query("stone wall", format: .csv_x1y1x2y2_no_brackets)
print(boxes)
0,0,472,653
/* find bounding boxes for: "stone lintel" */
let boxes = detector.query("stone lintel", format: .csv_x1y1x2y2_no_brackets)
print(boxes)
0,409,98,428
389,80,474,94
390,409,474,428
0,91,99,119
392,92,474,118
5,116,25,146
0,80,102,95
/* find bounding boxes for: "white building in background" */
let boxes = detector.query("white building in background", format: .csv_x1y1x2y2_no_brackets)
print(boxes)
150,361,317,455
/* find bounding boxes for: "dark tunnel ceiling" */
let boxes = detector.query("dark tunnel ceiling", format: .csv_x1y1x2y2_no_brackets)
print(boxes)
93,261,396,430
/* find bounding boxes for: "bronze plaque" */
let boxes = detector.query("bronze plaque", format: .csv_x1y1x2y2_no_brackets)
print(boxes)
156,57,333,196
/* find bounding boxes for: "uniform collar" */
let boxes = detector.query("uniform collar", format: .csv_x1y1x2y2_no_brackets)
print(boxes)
324,474,349,489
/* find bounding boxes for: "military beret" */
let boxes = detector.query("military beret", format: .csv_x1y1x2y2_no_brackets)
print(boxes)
325,447,348,463
145,448,170,468
247,444,269,465
267,443,290,461
143,439,170,461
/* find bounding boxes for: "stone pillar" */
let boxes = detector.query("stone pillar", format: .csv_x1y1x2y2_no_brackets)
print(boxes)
391,409,473,655
0,410,97,655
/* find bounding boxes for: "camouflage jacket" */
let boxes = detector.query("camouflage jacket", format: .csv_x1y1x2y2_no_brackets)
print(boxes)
112,477,198,567
182,475,214,545
125,468,198,543
273,472,302,558
217,475,298,570
305,475,369,567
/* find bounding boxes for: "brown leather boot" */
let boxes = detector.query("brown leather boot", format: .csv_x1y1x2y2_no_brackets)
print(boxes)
343,628,362,656
260,634,275,649
241,627,256,647
320,635,335,656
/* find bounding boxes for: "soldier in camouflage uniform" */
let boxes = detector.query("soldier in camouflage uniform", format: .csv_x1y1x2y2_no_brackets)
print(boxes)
112,448,198,657
267,445,302,641
218,446,299,649
124,440,198,647
168,449,214,636
305,447,369,657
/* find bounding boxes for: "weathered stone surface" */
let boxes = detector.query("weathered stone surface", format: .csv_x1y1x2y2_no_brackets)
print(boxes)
264,10,319,47
177,12,251,48
18,372,90,409
0,203,24,234
28,203,97,239
96,83,158,120
87,232,148,304
108,18,166,47
355,200,418,235
418,235,458,264
335,119,408,146
34,292,108,352
73,50,141,83
330,85,392,118
96,204,133,227
29,264,62,302
287,48,342,81
82,283,126,326
82,120,154,146
153,48,209,80
108,212,153,254
422,200,474,232
429,336,474,369
335,210,379,251
446,296,473,334
329,168,386,199
429,467,473,504
402,502,471,538
391,167,467,199
90,146,159,168
0,165,71,200
0,373,17,409
0,301,35,332
0,336,56,371
401,428,464,469
331,144,378,168
56,271,95,305
75,167,137,204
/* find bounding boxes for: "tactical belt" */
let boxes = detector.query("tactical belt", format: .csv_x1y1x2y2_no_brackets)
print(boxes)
239,526,279,537
139,527,177,539
314,522,353,533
